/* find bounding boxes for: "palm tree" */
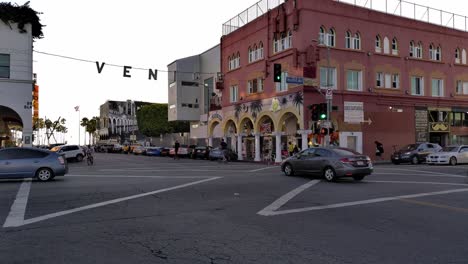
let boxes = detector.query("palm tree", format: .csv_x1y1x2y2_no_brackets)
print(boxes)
80,117,89,146
250,100,263,121
293,92,304,116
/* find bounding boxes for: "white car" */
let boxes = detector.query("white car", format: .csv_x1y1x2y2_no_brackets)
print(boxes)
51,145,85,162
426,145,468,166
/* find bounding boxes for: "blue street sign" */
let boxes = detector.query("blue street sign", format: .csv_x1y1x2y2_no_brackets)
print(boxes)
286,76,304,84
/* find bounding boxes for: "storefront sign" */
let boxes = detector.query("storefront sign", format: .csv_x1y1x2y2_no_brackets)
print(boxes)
344,102,364,123
415,109,428,143
429,122,450,132
32,85,39,119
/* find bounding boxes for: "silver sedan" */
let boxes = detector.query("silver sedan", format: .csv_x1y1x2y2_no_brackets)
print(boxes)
281,147,373,182
0,147,68,181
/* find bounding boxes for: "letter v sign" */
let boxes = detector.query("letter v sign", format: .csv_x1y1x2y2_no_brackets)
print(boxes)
96,61,106,74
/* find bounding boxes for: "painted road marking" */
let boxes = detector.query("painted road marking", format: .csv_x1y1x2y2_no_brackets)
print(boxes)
3,177,220,228
249,166,278,173
400,199,468,214
67,175,212,179
3,179,32,228
372,172,466,178
376,168,467,178
258,180,468,216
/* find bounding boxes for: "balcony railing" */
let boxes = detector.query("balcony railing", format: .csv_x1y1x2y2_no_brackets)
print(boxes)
334,0,468,32
222,0,286,36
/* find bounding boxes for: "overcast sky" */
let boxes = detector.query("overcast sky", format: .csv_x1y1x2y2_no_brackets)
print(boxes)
20,0,466,145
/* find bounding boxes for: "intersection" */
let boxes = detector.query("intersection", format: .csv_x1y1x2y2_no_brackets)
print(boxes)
1,153,468,264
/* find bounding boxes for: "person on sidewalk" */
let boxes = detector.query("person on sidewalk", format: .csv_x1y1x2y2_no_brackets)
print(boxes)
288,141,295,156
375,141,384,160
220,138,228,162
174,140,180,160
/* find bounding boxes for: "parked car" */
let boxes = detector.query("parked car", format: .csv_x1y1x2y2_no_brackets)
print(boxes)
130,144,143,153
50,145,85,162
169,145,190,157
281,147,373,182
0,147,68,181
209,148,238,161
192,146,212,159
145,147,162,156
160,147,170,157
391,143,442,164
187,145,197,158
426,145,468,166
133,146,146,155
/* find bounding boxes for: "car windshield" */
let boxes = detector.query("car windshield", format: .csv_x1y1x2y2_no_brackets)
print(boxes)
401,144,417,151
441,146,459,152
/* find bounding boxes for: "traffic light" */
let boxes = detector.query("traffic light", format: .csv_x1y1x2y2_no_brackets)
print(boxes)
319,103,327,120
310,104,319,121
273,63,282,83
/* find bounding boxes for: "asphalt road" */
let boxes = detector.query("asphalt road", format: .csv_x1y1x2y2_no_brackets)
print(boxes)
1,153,468,264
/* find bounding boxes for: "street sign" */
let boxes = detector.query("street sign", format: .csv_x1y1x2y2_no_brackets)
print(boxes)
286,76,304,84
325,88,333,100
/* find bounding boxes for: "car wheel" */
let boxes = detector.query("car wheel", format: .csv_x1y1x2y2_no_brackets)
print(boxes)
450,157,457,166
76,154,84,162
353,175,365,181
411,156,419,165
283,163,294,176
36,168,53,182
323,167,336,182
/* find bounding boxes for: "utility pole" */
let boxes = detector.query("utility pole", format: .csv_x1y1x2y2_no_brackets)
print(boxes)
325,44,331,147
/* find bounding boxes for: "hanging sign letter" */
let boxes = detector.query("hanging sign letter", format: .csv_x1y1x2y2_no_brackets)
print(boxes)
148,69,158,80
96,61,106,74
123,66,132,78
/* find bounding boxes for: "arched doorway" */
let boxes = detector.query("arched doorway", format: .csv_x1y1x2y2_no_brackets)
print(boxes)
208,119,222,147
224,119,237,151
0,105,24,147
256,114,276,161
239,117,255,160
279,112,301,153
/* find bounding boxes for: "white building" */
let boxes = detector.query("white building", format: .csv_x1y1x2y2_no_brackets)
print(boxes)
167,45,222,145
0,21,34,147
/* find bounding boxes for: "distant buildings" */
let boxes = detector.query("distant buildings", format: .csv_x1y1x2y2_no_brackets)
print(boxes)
0,21,35,147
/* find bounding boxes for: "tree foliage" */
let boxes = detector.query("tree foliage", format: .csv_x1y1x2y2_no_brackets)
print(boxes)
136,104,189,137
0,2,44,39
43,117,67,144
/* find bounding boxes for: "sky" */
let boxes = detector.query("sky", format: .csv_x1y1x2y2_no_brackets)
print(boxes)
16,0,467,145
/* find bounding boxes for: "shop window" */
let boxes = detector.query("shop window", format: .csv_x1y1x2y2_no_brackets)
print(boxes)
0,54,10,78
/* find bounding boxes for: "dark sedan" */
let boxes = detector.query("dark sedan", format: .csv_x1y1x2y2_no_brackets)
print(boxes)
209,148,238,161
0,147,68,181
281,147,373,182
191,146,212,159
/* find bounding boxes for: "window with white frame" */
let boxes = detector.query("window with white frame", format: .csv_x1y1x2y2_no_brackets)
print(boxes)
455,48,461,64
416,42,423,58
436,46,441,61
0,54,10,78
392,74,400,88
248,78,264,94
235,52,240,68
229,54,240,70
319,26,326,45
429,44,436,60
410,41,422,58
273,31,292,54
230,85,238,102
431,79,444,97
346,70,362,91
275,72,288,92
463,49,467,64
248,47,253,63
353,33,361,50
385,73,392,88
345,31,352,49
258,42,264,59
411,76,424,96
320,67,337,89
456,80,468,95
375,35,382,53
409,41,415,57
383,36,390,54
328,28,335,47
392,38,398,55
376,72,383,87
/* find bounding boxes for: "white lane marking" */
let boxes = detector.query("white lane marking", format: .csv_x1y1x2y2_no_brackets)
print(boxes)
367,180,468,187
249,166,278,172
67,175,211,179
372,172,466,178
257,180,321,216
376,168,466,178
3,179,32,228
98,169,241,172
3,177,220,228
264,188,468,216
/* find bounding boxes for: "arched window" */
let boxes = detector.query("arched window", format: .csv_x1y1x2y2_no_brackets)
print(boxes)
375,35,382,52
409,41,415,57
273,35,279,53
383,36,390,54
455,48,461,64
462,49,467,64
253,44,258,61
345,31,352,49
429,44,435,60
319,26,326,45
392,38,398,55
353,32,361,50
436,46,441,61
248,47,253,63
259,42,264,59
236,52,240,68
287,30,292,49
417,42,423,58
328,28,335,47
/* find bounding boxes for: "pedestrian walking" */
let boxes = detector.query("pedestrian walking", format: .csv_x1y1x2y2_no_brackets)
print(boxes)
220,138,228,162
375,141,384,160
174,140,180,160
288,141,295,156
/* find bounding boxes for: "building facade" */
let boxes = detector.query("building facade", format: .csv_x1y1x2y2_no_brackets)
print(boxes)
214,0,468,162
167,45,222,145
0,22,34,147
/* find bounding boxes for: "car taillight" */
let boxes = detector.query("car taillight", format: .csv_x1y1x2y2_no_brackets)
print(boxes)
58,156,65,165
340,158,351,164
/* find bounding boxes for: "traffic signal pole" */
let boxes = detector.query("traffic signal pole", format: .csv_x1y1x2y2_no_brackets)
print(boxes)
325,45,331,147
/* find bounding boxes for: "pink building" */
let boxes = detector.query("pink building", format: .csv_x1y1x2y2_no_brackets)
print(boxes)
210,0,468,162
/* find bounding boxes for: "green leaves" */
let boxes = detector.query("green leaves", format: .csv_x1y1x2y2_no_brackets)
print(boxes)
136,104,189,137
0,2,44,39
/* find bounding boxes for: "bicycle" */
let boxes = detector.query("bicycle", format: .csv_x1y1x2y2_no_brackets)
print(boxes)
86,153,94,166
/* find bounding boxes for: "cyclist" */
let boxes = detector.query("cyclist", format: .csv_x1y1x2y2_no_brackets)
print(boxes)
86,145,94,165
